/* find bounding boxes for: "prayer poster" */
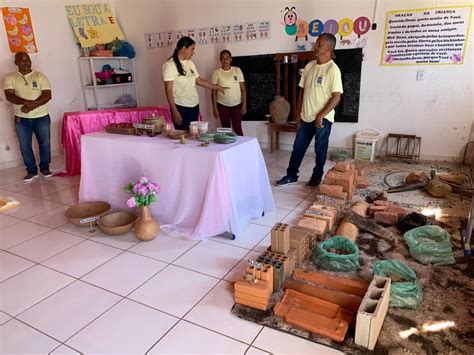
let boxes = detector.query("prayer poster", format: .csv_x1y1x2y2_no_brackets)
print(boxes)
381,6,472,65
2,7,38,53
65,3,124,47
245,22,258,40
232,24,244,41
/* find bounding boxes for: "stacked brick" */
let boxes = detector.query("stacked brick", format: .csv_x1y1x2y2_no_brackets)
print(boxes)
234,264,273,310
319,162,369,202
368,200,407,226
256,251,288,291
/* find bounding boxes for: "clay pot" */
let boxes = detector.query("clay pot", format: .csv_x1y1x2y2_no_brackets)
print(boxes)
135,205,160,241
269,95,290,124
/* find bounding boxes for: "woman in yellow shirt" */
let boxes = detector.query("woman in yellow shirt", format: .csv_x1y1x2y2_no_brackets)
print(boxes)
211,50,246,136
163,36,226,130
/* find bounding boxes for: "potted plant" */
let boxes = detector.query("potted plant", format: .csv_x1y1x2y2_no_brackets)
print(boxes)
124,176,160,241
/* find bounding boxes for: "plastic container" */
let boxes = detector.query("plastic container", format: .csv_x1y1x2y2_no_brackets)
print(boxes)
198,121,208,135
355,129,379,161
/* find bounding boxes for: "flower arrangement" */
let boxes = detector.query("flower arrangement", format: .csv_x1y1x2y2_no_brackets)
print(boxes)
124,176,160,208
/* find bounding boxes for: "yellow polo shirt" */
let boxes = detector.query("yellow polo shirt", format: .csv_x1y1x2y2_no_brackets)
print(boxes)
211,66,244,107
299,60,343,123
3,71,51,119
162,58,199,107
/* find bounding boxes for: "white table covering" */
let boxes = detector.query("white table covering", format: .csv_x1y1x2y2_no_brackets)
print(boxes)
79,132,275,239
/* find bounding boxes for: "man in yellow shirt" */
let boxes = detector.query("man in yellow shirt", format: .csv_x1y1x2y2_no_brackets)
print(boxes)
3,52,52,182
277,33,343,188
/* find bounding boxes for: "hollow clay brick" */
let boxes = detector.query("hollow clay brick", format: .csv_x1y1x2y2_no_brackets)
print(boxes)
355,276,391,350
374,211,399,226
235,291,269,304
336,220,359,242
350,201,369,217
298,217,328,237
283,279,363,313
293,268,369,297
334,162,352,172
356,176,369,188
319,184,344,196
234,278,271,297
235,296,268,311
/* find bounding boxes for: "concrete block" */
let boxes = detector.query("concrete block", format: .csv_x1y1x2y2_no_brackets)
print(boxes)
374,211,399,226
355,276,391,350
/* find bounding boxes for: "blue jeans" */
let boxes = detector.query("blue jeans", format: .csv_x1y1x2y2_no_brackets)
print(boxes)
15,114,51,174
286,119,332,181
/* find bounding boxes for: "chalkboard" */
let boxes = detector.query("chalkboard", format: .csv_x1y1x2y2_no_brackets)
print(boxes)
232,48,363,123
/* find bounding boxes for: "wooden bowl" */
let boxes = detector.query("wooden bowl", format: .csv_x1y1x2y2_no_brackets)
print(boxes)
97,211,138,235
65,201,111,226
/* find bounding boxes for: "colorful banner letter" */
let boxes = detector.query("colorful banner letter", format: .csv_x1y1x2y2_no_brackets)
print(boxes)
65,3,124,47
2,7,38,53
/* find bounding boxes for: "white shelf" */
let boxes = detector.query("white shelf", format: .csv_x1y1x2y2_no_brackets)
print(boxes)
78,57,138,110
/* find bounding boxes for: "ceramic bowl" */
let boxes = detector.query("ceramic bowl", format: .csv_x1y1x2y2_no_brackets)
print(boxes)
65,201,111,226
97,211,138,235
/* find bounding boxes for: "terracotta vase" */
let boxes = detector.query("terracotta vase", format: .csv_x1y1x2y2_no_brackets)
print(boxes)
269,95,290,124
135,205,160,241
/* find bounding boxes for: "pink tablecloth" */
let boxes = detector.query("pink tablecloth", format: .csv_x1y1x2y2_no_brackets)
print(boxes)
79,132,275,240
60,106,172,176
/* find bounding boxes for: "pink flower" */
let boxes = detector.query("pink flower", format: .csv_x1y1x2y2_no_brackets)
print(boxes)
149,183,160,193
139,176,149,185
133,183,143,194
126,197,136,208
140,186,149,196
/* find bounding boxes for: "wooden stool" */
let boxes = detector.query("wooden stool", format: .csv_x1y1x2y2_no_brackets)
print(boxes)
268,122,298,153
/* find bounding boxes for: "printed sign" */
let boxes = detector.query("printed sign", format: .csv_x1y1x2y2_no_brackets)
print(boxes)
2,7,38,53
220,25,232,42
133,123,155,130
197,27,209,44
381,6,472,65
305,209,324,216
258,20,271,39
65,3,124,48
209,26,220,43
217,127,233,133
247,259,265,269
80,216,100,224
232,24,244,41
145,33,155,49
245,22,258,40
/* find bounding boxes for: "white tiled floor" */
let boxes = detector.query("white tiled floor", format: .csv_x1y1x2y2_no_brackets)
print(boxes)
0,153,341,354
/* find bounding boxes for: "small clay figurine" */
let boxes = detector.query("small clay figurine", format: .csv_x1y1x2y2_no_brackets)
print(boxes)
179,135,187,144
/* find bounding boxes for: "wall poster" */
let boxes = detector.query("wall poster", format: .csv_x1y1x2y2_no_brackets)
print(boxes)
2,7,38,53
381,6,472,65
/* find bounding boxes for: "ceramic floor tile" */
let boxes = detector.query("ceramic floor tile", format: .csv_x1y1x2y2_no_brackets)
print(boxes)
50,344,81,354
0,172,23,183
0,265,73,316
174,240,249,278
4,198,63,219
27,205,71,228
57,222,101,238
253,327,342,354
0,311,12,325
252,234,271,253
185,280,263,344
129,264,218,318
2,179,71,198
8,230,84,263
246,347,270,355
42,186,79,204
272,190,306,210
18,280,121,342
148,320,248,354
128,233,198,263
213,223,271,250
0,188,38,204
82,251,167,296
0,251,35,282
0,214,21,230
0,221,51,249
250,207,291,227
48,175,81,188
66,299,177,354
90,230,139,250
0,318,60,354
224,250,261,282
42,240,122,278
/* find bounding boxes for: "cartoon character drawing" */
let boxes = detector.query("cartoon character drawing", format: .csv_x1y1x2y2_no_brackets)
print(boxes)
78,27,89,40
340,39,352,46
283,7,297,36
21,24,32,35
87,27,98,39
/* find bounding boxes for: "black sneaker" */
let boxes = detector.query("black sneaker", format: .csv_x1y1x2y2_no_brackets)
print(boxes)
276,176,298,186
305,177,321,188
40,169,53,178
23,173,38,182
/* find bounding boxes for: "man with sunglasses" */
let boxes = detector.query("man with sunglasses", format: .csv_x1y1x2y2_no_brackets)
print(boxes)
3,52,52,182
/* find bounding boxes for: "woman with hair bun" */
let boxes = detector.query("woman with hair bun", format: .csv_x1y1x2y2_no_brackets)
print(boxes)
162,36,227,130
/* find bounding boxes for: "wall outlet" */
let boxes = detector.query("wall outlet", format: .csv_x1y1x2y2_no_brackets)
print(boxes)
416,70,424,81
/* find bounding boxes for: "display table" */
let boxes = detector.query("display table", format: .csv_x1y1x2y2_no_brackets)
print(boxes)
79,132,275,240
60,106,173,176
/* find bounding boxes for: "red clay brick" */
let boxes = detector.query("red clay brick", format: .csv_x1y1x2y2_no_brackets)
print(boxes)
336,221,359,242
324,171,354,193
386,206,407,219
298,217,328,237
374,211,399,225
351,201,369,217
373,200,389,206
319,184,344,196
356,176,369,188
369,205,387,216
335,162,352,172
